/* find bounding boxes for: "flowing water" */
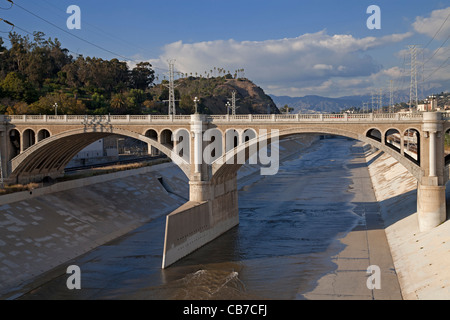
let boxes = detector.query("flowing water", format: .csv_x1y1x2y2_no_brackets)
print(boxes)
19,137,369,300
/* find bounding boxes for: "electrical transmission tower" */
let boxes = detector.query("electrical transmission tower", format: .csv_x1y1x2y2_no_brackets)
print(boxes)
378,88,383,112
389,80,394,113
408,45,419,111
163,59,179,115
371,92,375,113
363,102,369,113
228,91,240,115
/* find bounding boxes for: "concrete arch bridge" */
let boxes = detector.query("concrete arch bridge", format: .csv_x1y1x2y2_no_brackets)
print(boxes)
1,112,449,267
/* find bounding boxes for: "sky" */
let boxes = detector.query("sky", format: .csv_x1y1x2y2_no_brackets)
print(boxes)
1,0,450,98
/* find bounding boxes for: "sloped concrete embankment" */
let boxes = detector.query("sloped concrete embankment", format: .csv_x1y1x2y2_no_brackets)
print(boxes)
0,135,318,298
365,147,450,299
0,163,190,298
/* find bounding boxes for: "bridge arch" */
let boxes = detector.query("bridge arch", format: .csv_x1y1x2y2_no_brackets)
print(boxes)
9,127,190,183
211,126,423,183
160,129,174,147
225,129,240,151
242,128,257,143
144,129,158,140
366,128,382,142
404,128,420,164
8,129,21,160
22,128,36,151
37,129,51,142
384,128,401,153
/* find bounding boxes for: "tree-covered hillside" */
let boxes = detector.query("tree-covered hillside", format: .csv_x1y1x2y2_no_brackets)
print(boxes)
0,32,156,115
0,31,279,115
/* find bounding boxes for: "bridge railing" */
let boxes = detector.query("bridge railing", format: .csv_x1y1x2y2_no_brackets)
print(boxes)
0,114,193,123
0,112,426,124
209,113,425,122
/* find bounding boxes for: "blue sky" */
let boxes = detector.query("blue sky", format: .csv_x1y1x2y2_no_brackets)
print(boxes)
1,0,450,98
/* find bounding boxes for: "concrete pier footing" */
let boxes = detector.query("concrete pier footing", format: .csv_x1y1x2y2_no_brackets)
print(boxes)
417,184,446,232
162,175,239,268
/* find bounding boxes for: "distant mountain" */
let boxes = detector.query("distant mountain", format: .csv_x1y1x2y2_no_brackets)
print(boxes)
270,94,360,113
270,88,440,113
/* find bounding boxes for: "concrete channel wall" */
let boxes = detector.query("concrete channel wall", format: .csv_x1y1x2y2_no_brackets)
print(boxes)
365,147,450,299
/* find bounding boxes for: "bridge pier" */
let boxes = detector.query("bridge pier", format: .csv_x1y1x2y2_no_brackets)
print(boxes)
162,174,239,268
417,184,446,232
417,112,447,232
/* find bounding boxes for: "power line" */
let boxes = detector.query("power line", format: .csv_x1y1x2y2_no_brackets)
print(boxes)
10,0,145,64
423,10,450,49
4,0,170,75
423,33,450,66
423,54,450,82
0,18,88,58
0,0,13,10
37,0,151,55
0,17,13,33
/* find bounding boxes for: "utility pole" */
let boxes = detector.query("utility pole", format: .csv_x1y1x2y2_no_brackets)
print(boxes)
389,81,392,113
164,59,179,115
363,102,368,113
371,92,375,113
378,88,383,112
228,91,239,115
408,45,419,112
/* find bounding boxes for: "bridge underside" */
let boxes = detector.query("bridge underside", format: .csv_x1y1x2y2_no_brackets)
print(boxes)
9,132,111,184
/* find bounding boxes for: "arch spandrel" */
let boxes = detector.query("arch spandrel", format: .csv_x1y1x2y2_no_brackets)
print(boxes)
211,127,423,183
9,127,190,181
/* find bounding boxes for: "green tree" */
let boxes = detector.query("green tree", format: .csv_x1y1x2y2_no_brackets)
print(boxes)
280,104,294,114
130,62,155,90
179,94,194,114
110,93,128,114
30,93,86,115
0,72,38,103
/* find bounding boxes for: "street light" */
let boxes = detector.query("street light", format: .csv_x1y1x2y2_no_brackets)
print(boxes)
193,97,199,114
53,102,58,115
226,101,231,115
429,95,436,111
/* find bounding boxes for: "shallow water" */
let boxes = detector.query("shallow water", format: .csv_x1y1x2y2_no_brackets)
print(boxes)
19,137,366,300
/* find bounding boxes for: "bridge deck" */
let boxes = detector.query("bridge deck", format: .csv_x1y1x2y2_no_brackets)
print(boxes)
0,113,428,125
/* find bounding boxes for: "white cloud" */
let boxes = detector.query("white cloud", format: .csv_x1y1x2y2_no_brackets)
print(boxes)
413,7,450,39
150,30,413,97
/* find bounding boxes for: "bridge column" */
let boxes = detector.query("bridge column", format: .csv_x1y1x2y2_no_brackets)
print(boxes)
0,125,8,184
418,112,446,232
417,184,446,232
162,114,240,268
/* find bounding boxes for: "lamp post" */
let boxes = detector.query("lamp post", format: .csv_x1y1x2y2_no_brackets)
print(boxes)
193,96,199,114
429,95,436,111
226,101,231,115
53,103,58,115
